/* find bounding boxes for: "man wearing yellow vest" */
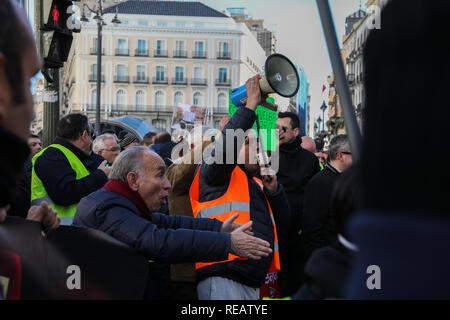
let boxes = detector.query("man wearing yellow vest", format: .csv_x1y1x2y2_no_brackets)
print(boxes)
31,114,110,225
190,75,290,300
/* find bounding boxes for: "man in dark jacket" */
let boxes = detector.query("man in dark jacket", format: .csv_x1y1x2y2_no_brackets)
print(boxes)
73,146,272,299
32,113,110,225
302,134,353,260
195,76,290,299
275,112,321,296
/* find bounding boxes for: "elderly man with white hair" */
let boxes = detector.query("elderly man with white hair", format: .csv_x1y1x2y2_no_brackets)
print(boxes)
92,134,121,166
73,146,272,299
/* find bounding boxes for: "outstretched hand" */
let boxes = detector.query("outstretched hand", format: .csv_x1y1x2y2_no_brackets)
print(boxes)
230,221,272,260
220,213,253,235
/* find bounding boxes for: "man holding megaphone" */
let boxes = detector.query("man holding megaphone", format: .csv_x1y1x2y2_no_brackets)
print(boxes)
190,75,290,300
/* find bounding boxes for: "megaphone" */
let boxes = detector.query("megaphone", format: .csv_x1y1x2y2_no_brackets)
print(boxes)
231,53,300,111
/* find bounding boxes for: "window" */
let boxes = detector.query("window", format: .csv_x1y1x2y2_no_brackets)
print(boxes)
193,92,203,106
219,41,230,58
194,22,204,29
194,41,205,57
90,89,96,108
136,65,146,81
157,21,167,28
218,68,227,82
91,64,97,79
115,89,126,109
175,66,184,82
135,90,145,111
155,90,165,107
194,67,203,79
118,39,127,51
137,40,147,54
117,65,127,81
218,93,227,110
156,66,165,81
152,119,166,131
175,21,186,29
175,40,186,56
174,91,184,105
156,40,166,56
138,20,148,27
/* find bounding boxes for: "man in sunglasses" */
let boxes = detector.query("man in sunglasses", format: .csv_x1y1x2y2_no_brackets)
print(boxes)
302,134,353,262
275,112,321,297
32,113,111,225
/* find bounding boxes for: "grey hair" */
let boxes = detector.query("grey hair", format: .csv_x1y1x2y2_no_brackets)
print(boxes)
92,134,116,153
109,146,148,182
329,134,350,161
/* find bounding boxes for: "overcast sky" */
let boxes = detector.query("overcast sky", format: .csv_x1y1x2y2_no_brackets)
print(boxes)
203,0,362,134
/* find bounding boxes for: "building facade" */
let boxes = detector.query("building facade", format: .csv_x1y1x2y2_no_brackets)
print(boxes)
63,1,267,131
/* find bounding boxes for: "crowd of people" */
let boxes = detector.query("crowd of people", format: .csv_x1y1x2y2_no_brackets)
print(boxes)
1,0,450,300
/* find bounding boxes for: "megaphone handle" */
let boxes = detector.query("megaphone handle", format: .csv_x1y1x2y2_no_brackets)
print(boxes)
260,100,278,112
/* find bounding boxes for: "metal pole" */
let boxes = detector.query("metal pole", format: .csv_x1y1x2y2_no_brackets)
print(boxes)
316,0,362,161
95,20,102,136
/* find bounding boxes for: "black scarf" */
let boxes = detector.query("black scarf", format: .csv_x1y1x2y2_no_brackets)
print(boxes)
0,126,30,207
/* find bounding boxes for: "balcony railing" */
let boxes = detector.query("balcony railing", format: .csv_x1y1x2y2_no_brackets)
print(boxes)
133,76,149,84
90,48,105,55
173,50,188,58
152,77,168,84
135,49,149,57
215,78,231,86
213,106,229,114
191,78,207,86
114,75,130,83
108,105,174,113
154,50,168,57
115,48,129,56
192,51,206,59
88,74,105,82
171,77,188,85
217,51,231,60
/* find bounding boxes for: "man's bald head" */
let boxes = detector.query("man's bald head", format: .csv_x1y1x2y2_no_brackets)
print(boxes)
301,136,316,153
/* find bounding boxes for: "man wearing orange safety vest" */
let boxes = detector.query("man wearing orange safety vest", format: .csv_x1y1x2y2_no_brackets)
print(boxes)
190,76,290,300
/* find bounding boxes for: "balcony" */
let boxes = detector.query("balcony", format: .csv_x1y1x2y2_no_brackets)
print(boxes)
133,76,149,84
215,78,231,87
115,48,129,56
152,77,168,85
171,77,188,85
135,49,149,57
154,50,168,57
114,75,130,83
217,51,231,60
191,78,207,86
213,106,229,114
347,73,355,85
173,50,188,58
192,51,206,59
90,48,105,55
88,74,105,82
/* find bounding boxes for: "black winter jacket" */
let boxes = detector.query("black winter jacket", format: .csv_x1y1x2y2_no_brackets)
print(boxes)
197,106,290,288
33,137,108,206
302,163,341,259
73,189,231,263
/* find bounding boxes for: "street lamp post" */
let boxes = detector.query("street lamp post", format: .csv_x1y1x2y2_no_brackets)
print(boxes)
320,100,327,132
81,1,121,136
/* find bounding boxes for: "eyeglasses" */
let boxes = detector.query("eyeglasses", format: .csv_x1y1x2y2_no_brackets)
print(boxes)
103,147,120,152
276,125,288,133
340,151,352,155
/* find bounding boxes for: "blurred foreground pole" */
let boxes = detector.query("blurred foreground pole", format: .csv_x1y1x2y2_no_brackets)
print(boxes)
316,0,362,161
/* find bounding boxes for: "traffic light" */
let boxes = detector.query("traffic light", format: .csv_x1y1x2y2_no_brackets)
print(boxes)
43,0,81,70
